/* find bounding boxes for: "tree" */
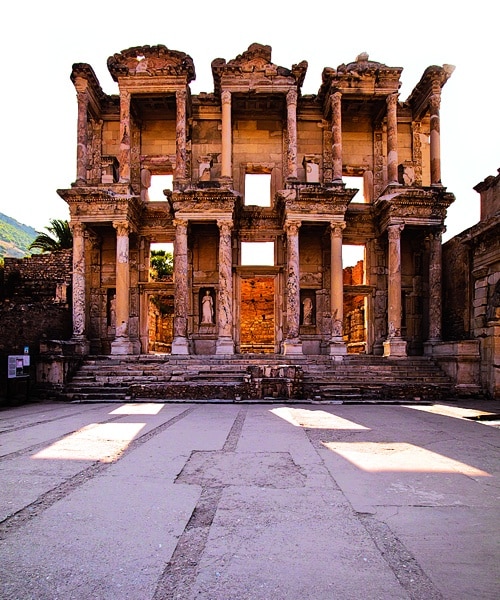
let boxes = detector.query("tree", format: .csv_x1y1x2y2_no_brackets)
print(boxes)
150,249,173,280
29,219,73,253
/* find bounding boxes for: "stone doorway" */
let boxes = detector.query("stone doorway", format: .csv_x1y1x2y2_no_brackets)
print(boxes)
344,294,368,354
148,293,174,353
239,277,276,353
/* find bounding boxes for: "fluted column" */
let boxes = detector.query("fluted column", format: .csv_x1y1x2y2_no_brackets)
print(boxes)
111,221,133,354
329,222,347,356
221,90,232,180
171,218,190,354
286,89,298,180
384,223,407,357
175,88,187,184
429,93,442,185
283,220,302,355
75,86,89,184
387,93,399,185
331,92,343,182
118,89,131,183
216,219,234,354
70,223,88,353
427,228,443,341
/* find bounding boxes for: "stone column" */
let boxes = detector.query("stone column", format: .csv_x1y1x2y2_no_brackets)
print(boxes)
119,89,131,183
175,88,187,184
331,92,343,182
386,93,399,185
75,86,89,184
70,222,89,354
383,223,407,357
216,219,235,354
111,221,134,354
429,93,442,185
171,218,190,354
329,222,347,356
221,90,232,180
427,228,443,342
283,220,302,355
286,89,298,180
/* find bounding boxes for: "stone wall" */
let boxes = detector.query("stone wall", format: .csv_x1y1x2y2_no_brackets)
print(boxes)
442,237,471,340
0,250,73,401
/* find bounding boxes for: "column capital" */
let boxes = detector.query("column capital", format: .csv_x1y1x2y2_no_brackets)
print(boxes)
217,219,233,233
176,87,187,102
286,88,298,106
330,221,346,237
173,218,188,229
429,93,441,113
387,223,405,239
427,226,444,242
221,89,231,105
386,92,399,107
70,222,86,237
113,221,130,236
330,90,342,104
284,220,301,235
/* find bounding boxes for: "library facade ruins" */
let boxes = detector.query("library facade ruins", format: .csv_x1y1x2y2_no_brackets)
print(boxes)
4,42,497,401
58,43,456,359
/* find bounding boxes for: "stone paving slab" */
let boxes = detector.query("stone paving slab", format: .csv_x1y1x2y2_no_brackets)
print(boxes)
0,400,499,600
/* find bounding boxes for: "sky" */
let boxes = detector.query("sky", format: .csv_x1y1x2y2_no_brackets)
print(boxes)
1,1,498,242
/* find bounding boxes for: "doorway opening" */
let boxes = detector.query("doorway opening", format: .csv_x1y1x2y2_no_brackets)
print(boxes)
148,293,174,353
343,244,367,353
240,277,275,353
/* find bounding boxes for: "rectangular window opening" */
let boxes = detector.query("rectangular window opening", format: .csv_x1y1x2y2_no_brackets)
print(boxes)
343,176,365,203
241,242,275,266
244,173,271,207
149,174,173,201
343,244,365,283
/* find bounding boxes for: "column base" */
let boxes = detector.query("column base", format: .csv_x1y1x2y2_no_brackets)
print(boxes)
171,336,190,355
329,339,347,356
383,338,407,358
70,336,90,356
283,339,303,355
111,337,135,355
216,337,234,355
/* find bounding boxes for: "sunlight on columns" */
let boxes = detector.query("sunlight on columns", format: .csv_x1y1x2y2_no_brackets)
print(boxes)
110,403,165,415
322,442,491,476
271,407,369,430
32,423,146,462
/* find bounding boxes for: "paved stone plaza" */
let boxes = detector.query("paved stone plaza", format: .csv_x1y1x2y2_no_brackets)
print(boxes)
1,400,499,599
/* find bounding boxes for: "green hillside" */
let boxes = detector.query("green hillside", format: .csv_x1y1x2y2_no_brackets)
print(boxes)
0,213,38,259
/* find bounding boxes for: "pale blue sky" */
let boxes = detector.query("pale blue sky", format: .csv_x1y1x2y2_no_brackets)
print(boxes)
1,0,497,241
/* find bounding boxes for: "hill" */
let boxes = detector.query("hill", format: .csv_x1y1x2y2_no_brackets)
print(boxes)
0,212,38,259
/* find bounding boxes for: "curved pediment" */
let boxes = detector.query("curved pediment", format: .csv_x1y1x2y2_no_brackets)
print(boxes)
211,43,307,95
107,45,195,83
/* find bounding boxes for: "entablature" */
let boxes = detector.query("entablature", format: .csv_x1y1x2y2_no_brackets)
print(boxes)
374,186,455,232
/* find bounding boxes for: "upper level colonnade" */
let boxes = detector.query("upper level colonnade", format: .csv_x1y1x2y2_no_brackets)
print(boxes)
69,44,454,194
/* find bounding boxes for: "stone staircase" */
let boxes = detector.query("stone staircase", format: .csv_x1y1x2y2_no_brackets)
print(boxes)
59,353,456,403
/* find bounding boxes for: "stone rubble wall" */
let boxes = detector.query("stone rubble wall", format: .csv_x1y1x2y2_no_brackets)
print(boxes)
0,250,73,401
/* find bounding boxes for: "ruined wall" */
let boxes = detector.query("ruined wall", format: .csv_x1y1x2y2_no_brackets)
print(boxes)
442,237,470,340
0,250,73,397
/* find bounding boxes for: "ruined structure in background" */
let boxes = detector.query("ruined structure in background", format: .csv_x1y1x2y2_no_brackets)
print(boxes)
443,170,500,399
57,43,456,361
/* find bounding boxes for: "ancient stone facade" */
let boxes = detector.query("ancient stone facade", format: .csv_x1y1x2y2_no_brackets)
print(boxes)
57,43,456,359
442,169,500,398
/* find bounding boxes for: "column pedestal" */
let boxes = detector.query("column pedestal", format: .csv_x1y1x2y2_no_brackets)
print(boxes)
283,340,303,355
171,337,190,355
216,337,235,355
383,338,407,357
